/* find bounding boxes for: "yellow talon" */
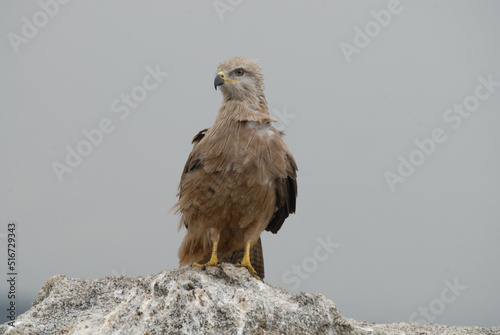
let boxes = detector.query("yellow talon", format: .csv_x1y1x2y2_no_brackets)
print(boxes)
236,242,260,280
192,241,220,268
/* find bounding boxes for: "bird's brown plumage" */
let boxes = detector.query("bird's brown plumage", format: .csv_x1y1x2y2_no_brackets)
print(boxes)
174,57,297,279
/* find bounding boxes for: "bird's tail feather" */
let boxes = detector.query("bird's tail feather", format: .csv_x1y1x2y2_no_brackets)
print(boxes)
250,238,265,280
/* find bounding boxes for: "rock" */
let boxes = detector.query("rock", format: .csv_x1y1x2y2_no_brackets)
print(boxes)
1,265,498,335
349,321,500,335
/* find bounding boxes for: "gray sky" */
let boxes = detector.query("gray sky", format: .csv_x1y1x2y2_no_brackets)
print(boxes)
1,0,499,327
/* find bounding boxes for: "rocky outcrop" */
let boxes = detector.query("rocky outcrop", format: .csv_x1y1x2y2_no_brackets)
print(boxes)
1,265,498,335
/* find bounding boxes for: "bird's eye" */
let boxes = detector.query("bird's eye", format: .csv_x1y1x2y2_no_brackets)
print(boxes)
235,69,244,76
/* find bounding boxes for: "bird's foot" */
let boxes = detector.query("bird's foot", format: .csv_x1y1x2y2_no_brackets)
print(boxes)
192,258,220,270
192,240,221,270
236,258,260,280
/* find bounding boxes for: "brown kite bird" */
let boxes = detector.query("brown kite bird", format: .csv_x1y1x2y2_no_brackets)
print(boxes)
174,57,297,280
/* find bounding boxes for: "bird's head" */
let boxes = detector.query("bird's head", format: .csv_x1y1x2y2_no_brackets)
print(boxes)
214,57,265,102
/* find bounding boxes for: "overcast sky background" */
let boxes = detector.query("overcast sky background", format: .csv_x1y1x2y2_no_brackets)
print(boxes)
1,0,499,327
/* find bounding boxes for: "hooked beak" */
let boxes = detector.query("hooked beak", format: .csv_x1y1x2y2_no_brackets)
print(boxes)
214,72,225,90
214,70,239,90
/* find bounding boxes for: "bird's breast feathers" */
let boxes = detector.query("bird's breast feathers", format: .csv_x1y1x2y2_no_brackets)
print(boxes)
193,119,289,185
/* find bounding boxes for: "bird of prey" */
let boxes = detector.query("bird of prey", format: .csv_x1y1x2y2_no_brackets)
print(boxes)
174,57,297,280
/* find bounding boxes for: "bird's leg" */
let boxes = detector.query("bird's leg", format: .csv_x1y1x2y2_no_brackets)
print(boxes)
237,242,260,280
192,228,220,269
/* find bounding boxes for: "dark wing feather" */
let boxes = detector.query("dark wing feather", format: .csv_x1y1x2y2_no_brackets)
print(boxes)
191,128,209,144
265,153,298,234
179,128,209,229
181,128,209,175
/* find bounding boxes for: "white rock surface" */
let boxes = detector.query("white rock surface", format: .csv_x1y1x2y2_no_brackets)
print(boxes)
1,265,499,335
